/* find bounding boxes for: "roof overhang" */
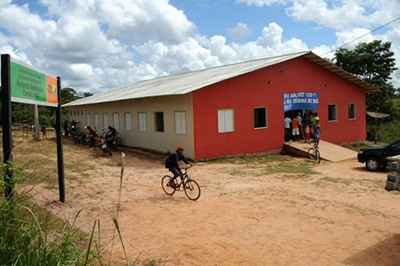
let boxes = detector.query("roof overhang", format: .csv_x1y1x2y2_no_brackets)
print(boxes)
304,52,379,93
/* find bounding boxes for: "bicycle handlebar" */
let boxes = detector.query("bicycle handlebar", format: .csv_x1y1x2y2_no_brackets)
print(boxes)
182,164,193,171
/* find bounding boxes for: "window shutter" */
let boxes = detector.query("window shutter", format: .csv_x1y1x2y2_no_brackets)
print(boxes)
125,113,132,130
103,113,109,128
218,109,234,133
86,112,90,126
94,113,99,129
175,112,186,134
139,113,147,132
113,113,120,129
218,110,225,133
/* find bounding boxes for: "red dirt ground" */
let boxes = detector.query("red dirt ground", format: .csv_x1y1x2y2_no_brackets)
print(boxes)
18,139,400,266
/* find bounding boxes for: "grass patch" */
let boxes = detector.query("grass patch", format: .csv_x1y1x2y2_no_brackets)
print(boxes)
343,141,387,152
0,193,92,265
210,154,289,165
314,176,354,186
215,154,318,176
0,137,95,188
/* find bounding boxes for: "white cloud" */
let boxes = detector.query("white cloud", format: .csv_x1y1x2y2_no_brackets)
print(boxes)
335,28,375,49
39,0,196,45
135,22,308,76
288,0,400,31
228,22,250,40
0,0,398,92
238,0,287,7
96,0,196,44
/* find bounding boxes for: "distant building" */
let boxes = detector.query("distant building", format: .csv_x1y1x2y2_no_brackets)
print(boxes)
64,51,376,160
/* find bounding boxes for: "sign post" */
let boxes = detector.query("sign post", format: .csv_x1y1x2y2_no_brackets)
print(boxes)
33,105,40,140
1,54,65,202
1,54,14,200
56,77,65,202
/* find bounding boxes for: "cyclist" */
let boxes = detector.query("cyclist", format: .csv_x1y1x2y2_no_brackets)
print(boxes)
313,124,321,146
86,126,98,147
105,126,117,155
165,147,191,186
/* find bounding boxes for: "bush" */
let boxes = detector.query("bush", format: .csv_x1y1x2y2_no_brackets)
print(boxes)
368,120,400,144
0,164,89,266
380,121,400,143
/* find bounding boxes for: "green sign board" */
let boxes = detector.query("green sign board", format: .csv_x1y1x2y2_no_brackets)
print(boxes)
10,59,58,107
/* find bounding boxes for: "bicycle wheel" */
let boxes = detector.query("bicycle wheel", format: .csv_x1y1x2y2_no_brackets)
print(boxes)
307,148,316,160
315,149,321,163
183,179,201,201
161,176,176,196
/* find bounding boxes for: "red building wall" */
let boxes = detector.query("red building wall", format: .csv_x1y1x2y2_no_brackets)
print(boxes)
192,57,366,160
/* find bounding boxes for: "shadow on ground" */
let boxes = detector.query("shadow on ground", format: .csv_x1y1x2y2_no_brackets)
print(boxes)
351,166,389,174
343,234,400,266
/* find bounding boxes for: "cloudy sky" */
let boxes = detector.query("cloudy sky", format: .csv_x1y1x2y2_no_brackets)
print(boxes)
0,0,399,92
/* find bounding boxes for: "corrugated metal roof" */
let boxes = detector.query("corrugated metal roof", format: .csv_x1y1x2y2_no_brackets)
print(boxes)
64,51,378,107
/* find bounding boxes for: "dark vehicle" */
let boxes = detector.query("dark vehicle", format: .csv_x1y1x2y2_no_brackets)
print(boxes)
358,140,400,171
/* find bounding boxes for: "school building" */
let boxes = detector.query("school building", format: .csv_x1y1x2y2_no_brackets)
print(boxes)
64,51,377,160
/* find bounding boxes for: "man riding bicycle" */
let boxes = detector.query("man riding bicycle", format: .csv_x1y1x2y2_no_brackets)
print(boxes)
165,147,191,186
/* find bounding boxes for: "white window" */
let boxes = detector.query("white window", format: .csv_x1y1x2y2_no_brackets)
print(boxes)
125,112,132,130
103,113,109,128
113,112,120,130
218,109,234,133
175,111,187,135
138,112,147,132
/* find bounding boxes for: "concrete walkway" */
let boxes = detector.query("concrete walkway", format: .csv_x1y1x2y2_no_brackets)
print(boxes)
284,140,357,162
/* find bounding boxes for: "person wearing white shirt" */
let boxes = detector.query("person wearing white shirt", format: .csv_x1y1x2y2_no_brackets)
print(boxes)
284,116,292,142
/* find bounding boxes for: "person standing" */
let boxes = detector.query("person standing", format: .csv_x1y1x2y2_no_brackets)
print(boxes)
291,116,300,141
304,124,311,143
105,126,117,155
311,112,320,143
311,112,320,129
313,124,321,146
296,113,303,140
63,120,70,137
284,116,292,142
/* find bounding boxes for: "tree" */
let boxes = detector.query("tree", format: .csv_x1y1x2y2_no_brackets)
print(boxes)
83,92,93,98
61,87,80,104
334,40,397,114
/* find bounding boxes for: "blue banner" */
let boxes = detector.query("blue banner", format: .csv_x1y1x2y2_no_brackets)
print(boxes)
283,92,319,112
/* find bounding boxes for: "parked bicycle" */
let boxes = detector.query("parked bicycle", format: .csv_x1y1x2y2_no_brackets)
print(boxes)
307,140,321,163
161,165,201,201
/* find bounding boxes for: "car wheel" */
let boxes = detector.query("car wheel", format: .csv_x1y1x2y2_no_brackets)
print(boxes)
366,159,379,171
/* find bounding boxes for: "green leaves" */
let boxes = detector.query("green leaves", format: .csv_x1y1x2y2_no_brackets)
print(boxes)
335,40,398,115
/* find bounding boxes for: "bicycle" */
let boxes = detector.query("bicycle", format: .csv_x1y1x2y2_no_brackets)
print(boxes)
307,140,321,163
161,166,201,201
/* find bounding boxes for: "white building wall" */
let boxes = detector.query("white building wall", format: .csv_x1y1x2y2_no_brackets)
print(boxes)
68,94,195,158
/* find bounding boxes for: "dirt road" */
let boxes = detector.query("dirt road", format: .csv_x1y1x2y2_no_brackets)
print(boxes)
19,139,400,266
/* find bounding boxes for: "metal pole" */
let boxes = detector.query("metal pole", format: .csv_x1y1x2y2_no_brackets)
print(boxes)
33,104,40,140
1,54,13,200
55,77,65,202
